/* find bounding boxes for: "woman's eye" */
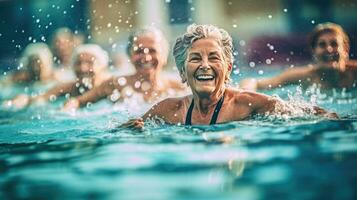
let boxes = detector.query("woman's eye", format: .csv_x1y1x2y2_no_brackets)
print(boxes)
189,57,200,62
209,56,220,61
318,42,327,48
330,41,338,48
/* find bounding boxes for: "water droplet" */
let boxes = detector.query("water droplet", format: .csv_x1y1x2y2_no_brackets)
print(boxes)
283,8,288,12
232,24,237,28
134,81,141,88
311,20,315,24
239,40,246,46
265,59,272,65
268,15,272,19
258,70,264,75
118,77,127,86
249,62,255,68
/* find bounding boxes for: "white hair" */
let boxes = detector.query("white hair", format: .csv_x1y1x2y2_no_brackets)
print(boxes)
126,27,169,61
19,43,54,79
72,44,109,69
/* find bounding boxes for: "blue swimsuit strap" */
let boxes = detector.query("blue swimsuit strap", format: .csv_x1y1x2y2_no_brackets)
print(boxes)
185,92,225,125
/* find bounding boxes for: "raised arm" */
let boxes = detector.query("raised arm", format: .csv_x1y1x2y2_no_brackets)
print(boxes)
62,78,116,110
240,66,312,91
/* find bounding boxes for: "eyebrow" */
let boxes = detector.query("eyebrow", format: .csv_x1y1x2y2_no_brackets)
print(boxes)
188,51,221,56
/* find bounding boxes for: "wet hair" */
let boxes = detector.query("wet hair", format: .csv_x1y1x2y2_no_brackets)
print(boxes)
173,24,234,76
19,42,54,80
309,22,350,53
126,27,169,60
72,44,109,70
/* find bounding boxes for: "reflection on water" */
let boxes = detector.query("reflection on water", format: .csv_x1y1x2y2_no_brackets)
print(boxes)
0,75,357,199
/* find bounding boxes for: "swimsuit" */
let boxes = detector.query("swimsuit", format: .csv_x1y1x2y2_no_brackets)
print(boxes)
185,93,225,125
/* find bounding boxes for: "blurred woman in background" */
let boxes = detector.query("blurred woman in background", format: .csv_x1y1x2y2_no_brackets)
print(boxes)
240,22,357,91
4,44,110,109
1,42,55,85
62,27,187,111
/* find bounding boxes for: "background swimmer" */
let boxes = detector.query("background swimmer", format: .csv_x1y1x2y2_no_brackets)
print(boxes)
5,44,110,109
62,27,187,111
122,24,337,129
2,43,54,85
240,22,357,91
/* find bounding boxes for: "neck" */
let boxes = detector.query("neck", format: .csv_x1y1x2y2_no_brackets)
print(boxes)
193,88,225,114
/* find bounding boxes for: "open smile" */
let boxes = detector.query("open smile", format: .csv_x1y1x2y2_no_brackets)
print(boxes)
321,53,339,62
195,74,215,81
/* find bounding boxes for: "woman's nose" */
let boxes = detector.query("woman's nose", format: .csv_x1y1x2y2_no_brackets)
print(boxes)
326,45,334,52
144,54,152,61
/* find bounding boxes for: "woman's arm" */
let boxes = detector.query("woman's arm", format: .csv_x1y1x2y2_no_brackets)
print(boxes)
240,66,312,91
62,78,116,111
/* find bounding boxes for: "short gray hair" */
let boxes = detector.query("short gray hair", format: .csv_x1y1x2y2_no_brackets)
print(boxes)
19,42,54,79
72,44,109,70
173,24,234,74
126,27,169,60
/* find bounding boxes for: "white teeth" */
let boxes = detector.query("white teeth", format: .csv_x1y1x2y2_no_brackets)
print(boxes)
196,75,214,80
142,63,153,68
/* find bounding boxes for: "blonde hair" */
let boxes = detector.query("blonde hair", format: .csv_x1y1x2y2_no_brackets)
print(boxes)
19,42,54,80
309,22,350,53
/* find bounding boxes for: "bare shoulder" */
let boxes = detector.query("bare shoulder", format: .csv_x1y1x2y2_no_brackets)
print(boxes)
143,95,189,123
146,96,188,114
228,88,269,103
228,88,277,113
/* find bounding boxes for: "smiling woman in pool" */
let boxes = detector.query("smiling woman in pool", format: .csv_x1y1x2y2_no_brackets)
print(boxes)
240,22,357,91
122,24,337,129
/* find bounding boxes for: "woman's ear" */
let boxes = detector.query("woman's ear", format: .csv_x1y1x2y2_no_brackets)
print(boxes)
227,63,233,72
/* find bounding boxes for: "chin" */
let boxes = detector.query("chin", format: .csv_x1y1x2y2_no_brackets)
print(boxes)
192,86,216,96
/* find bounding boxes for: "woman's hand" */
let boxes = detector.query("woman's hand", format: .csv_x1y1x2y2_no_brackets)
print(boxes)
62,98,80,112
120,118,145,130
3,94,31,109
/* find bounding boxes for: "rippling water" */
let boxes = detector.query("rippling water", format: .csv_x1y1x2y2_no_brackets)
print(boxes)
1,77,357,199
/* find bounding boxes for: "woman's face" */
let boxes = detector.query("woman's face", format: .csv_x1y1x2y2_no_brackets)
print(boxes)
74,53,97,80
130,34,165,75
183,38,231,96
313,32,348,70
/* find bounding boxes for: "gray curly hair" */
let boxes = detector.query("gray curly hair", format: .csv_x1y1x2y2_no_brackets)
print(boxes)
173,24,234,75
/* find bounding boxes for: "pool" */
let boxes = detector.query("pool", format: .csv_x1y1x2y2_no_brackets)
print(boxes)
0,70,357,200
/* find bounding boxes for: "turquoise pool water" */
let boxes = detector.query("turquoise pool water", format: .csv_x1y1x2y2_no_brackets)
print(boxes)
0,71,357,200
